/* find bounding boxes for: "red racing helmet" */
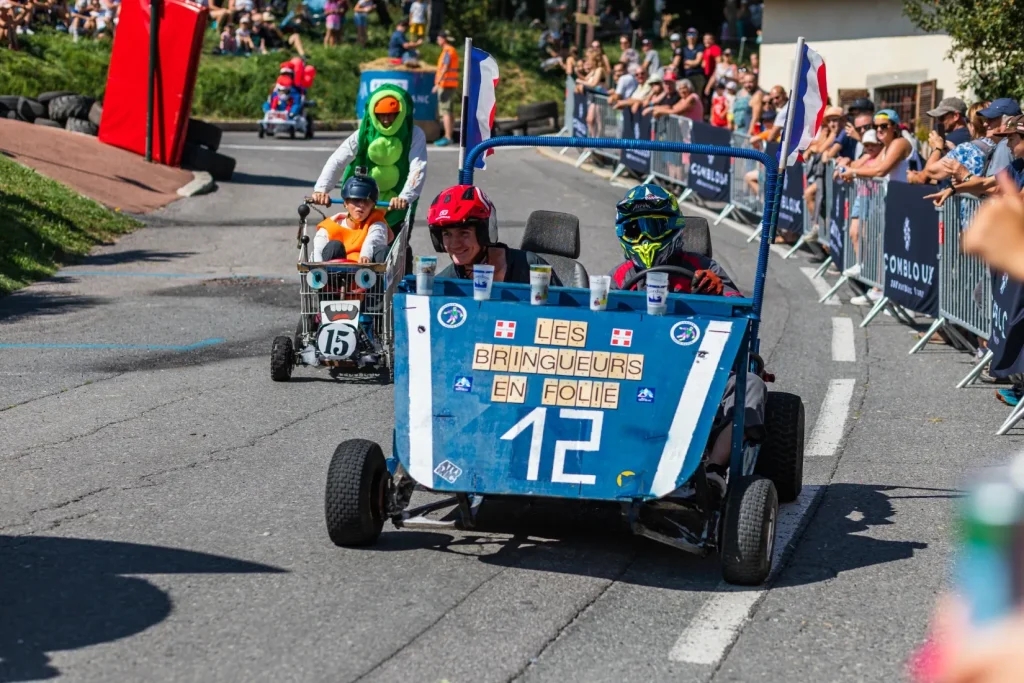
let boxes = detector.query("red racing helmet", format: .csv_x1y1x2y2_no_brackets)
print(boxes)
427,185,499,252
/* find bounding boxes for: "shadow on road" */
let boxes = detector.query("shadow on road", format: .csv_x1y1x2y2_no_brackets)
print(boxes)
0,291,108,324
0,535,285,683
229,172,315,188
78,249,197,266
353,483,947,592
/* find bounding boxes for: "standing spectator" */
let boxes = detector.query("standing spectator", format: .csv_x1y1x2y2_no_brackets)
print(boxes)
643,71,680,116
563,45,579,77
680,27,705,97
608,62,637,106
545,0,566,33
803,106,843,229
432,29,458,147
352,0,373,48
749,85,788,145
748,51,759,76
653,77,703,121
323,0,343,46
613,67,651,111
710,79,730,127
0,0,21,49
407,0,424,39
668,31,683,75
967,100,990,138
713,48,738,86
388,19,422,64
640,38,660,78
701,33,722,99
574,54,607,95
830,111,872,165
618,34,639,70
913,97,970,183
979,98,1023,175
590,39,612,88
732,72,762,134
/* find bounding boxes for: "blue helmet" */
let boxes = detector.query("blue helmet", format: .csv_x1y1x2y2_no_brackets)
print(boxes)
615,184,685,269
341,167,380,203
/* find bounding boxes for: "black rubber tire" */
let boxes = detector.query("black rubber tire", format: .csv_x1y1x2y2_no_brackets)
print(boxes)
181,143,236,181
88,101,103,128
0,101,9,118
270,335,294,381
37,90,75,105
305,115,314,139
0,95,20,110
258,124,265,139
185,118,223,152
289,125,296,140
65,117,99,135
47,94,94,124
721,476,778,586
33,117,62,129
682,215,712,259
16,97,46,123
755,391,805,503
324,439,389,546
517,100,559,121
5,111,17,120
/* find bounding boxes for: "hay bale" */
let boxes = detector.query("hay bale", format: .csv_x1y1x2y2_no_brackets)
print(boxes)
359,57,437,74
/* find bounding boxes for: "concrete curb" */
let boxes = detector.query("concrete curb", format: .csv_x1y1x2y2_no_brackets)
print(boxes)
176,171,217,198
208,117,517,133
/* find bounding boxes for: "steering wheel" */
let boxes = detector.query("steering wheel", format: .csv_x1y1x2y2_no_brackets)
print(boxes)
620,265,697,292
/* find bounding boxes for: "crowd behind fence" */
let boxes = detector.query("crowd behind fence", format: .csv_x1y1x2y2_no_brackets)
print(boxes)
550,87,1019,435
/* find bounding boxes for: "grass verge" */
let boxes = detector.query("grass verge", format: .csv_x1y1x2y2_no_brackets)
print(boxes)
0,154,141,295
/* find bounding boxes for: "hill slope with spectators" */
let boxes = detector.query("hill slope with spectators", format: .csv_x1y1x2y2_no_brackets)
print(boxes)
1,29,564,122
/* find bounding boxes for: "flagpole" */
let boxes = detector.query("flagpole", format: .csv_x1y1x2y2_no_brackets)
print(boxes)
766,36,805,242
458,37,473,173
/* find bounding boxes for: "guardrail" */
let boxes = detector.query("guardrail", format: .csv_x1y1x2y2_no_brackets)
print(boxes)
649,114,691,190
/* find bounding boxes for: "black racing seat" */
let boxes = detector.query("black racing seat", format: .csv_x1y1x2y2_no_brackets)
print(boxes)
520,210,589,288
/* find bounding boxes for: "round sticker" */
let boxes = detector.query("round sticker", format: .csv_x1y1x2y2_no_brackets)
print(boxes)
670,321,701,346
316,323,357,359
307,268,328,290
437,302,468,329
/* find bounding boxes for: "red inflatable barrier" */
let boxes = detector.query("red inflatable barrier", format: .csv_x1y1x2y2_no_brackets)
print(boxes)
99,0,208,166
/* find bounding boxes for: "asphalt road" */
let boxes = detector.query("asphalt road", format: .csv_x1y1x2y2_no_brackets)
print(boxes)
2,131,1021,682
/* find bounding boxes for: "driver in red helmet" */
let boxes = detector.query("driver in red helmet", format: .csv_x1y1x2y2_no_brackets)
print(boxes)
428,185,563,286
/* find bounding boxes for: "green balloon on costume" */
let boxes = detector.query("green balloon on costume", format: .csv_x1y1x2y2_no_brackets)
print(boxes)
367,136,404,166
379,189,397,203
371,164,400,192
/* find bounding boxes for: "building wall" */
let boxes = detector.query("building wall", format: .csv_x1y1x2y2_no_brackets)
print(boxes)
759,0,964,108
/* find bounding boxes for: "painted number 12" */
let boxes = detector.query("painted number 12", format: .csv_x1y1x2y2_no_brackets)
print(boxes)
499,408,604,485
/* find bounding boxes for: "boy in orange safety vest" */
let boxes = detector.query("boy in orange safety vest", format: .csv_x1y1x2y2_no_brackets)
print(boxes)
433,30,459,147
312,169,393,263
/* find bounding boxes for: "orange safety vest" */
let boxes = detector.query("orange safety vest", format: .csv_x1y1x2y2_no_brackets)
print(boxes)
437,44,459,90
319,209,393,258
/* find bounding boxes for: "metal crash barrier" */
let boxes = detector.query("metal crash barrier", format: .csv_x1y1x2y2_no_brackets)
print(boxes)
649,115,691,191
730,131,763,221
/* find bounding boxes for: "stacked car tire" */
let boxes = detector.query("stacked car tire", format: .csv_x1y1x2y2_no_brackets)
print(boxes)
181,118,236,182
0,92,102,136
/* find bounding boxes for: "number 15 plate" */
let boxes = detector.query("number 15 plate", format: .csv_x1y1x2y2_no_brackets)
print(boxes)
393,294,748,501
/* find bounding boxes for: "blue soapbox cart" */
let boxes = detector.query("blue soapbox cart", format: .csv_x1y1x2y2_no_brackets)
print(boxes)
323,137,804,585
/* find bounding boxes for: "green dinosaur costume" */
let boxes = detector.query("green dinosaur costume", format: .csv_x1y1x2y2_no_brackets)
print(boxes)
342,84,418,228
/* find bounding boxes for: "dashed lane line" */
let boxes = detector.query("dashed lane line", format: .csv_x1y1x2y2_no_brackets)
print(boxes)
668,485,824,664
831,317,856,362
805,378,856,457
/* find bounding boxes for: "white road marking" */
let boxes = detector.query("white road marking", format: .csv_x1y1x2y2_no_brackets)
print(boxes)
831,317,856,362
770,244,789,257
650,321,733,497
799,266,840,305
405,295,434,484
668,485,824,664
806,379,856,456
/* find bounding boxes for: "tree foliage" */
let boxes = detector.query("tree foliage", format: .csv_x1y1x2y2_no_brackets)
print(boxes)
903,0,1024,103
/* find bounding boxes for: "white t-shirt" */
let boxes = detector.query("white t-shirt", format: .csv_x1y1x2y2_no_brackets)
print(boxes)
313,217,389,262
773,102,789,128
409,1,425,23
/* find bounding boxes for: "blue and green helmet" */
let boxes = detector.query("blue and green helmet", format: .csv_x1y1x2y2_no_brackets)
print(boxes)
615,184,686,269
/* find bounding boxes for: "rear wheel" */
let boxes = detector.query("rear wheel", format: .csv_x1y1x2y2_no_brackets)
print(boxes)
325,439,389,546
721,476,778,586
289,124,296,140
270,335,294,381
258,124,265,139
755,391,805,503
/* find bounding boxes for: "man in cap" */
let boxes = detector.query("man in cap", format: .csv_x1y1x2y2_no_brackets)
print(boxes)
668,32,684,75
979,98,1023,176
432,29,459,147
913,97,970,183
680,27,705,98
312,85,427,240
640,38,661,78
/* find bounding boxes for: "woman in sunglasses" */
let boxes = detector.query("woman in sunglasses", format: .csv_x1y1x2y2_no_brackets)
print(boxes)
837,109,912,183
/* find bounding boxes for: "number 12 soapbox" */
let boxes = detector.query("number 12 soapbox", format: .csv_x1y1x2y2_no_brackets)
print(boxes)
393,281,748,501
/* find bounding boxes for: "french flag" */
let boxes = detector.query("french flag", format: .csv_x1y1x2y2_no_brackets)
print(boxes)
781,43,827,167
464,46,500,170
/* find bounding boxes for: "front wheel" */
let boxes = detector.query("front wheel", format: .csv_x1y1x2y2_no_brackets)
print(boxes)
289,124,296,140
721,476,778,586
325,439,389,546
258,124,265,139
270,335,293,381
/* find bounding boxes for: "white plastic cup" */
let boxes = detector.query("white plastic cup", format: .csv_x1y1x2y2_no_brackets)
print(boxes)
472,264,495,301
415,255,437,295
589,275,610,311
530,264,552,305
646,271,669,315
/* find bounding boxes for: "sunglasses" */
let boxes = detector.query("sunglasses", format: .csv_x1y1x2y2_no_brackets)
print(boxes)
854,124,872,133
874,122,892,131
